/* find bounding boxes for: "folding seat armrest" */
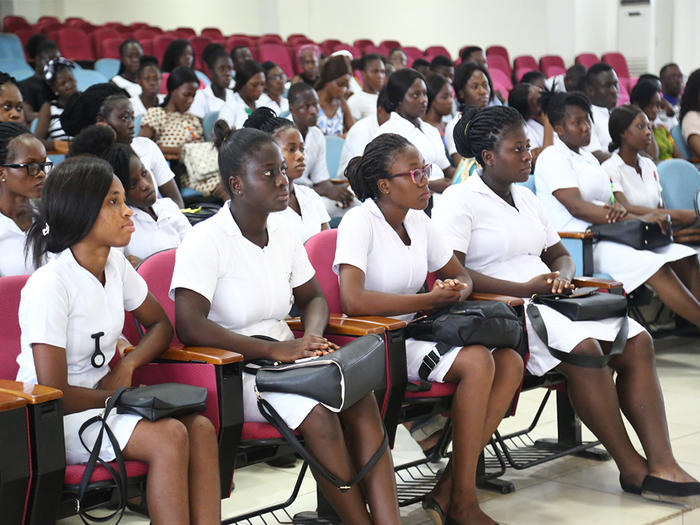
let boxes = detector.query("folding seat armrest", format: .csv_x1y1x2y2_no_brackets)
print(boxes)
559,231,594,276
469,292,524,306
0,392,28,411
48,139,70,155
572,276,623,290
558,231,593,239
0,379,63,404
124,346,244,365
287,314,406,336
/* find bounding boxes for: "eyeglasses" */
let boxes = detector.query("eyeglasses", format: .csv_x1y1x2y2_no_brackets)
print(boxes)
384,164,432,184
1,161,53,178
267,73,287,82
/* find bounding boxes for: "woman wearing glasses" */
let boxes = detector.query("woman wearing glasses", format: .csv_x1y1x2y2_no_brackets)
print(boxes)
334,133,524,525
0,122,51,276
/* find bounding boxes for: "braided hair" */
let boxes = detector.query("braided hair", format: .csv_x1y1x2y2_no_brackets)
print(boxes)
60,83,129,136
344,133,412,201
0,121,33,164
538,90,592,128
68,124,135,191
243,106,296,135
453,105,524,165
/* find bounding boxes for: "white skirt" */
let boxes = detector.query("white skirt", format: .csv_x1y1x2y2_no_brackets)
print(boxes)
525,302,646,376
594,240,695,292
242,372,319,430
406,338,462,383
64,409,142,464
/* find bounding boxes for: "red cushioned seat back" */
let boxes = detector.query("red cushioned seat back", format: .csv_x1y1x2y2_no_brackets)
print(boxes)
136,249,181,347
175,27,196,39
575,53,599,69
602,52,630,79
380,40,401,50
402,46,424,64
486,54,511,76
201,28,223,41
539,54,565,71
425,45,450,60
91,28,121,57
304,229,341,313
353,38,374,51
153,34,175,64
3,16,31,32
332,43,361,60
486,45,510,65
56,28,94,62
189,36,210,71
133,28,158,42
0,275,29,380
100,38,123,60
258,43,295,78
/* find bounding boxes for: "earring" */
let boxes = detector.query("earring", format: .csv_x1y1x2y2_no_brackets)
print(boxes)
1,178,5,182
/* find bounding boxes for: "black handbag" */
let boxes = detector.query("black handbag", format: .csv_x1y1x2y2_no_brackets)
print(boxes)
527,288,629,368
589,218,672,250
251,334,389,491
404,300,524,381
76,384,207,524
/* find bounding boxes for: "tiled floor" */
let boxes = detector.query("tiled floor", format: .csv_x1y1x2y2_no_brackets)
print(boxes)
59,335,700,524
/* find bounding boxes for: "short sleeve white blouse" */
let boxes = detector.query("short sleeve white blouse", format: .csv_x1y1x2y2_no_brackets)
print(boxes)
332,199,453,322
0,212,34,276
602,152,663,209
16,249,148,388
170,203,315,341
125,198,191,260
270,184,330,243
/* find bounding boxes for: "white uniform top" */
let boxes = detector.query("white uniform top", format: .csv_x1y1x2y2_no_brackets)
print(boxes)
535,140,619,232
590,104,612,152
337,114,379,178
431,174,645,375
125,198,191,260
333,199,452,322
347,90,377,122
545,74,566,93
375,112,451,180
257,92,290,118
170,203,315,341
602,152,662,209
535,141,694,291
0,212,34,276
130,94,165,118
111,75,142,98
217,92,249,130
131,136,176,191
189,84,236,119
681,111,700,143
444,112,461,157
17,248,148,388
270,184,330,243
296,126,330,187
525,119,562,151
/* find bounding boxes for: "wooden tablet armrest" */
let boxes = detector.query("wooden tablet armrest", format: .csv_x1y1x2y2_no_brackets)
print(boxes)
0,392,28,411
558,231,593,239
572,276,623,290
330,179,349,185
163,152,180,161
469,293,524,306
47,139,69,155
287,314,407,336
124,346,243,365
0,379,63,404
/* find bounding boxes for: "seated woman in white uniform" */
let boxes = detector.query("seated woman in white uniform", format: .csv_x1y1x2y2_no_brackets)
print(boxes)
432,105,700,507
171,125,401,525
17,156,221,524
508,82,555,166
60,83,184,208
243,107,329,242
0,122,49,276
534,91,700,329
334,133,524,525
188,44,235,120
602,105,698,227
69,125,191,266
375,69,454,195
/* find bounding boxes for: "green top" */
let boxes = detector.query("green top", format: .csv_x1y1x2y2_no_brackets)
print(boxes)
654,125,675,161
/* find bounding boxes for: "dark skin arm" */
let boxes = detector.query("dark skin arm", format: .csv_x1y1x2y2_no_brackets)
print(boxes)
32,292,173,415
174,277,336,363
158,179,184,208
553,187,630,224
612,190,696,227
455,242,576,297
687,134,700,158
313,179,355,207
590,150,612,163
339,255,472,317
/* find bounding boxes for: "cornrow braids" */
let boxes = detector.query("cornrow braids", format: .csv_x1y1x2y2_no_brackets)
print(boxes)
243,106,296,135
0,121,33,164
453,105,524,165
539,90,592,128
344,133,412,201
0,72,19,90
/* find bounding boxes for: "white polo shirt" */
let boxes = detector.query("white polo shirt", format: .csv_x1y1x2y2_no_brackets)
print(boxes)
296,126,330,187
130,94,165,118
218,92,249,130
444,112,461,157
131,136,176,190
170,203,315,342
590,104,612,152
125,198,191,260
337,114,379,178
270,184,330,243
602,152,663,209
257,92,290,118
0,213,34,276
347,90,378,122
17,248,148,388
189,84,237,119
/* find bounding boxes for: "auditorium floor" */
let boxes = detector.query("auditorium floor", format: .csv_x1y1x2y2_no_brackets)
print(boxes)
59,335,700,525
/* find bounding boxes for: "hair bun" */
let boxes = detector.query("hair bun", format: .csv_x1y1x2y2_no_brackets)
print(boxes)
213,119,234,150
243,107,278,131
453,105,480,158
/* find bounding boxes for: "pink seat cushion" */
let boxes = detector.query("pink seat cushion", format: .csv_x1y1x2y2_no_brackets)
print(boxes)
64,461,148,485
241,422,284,441
404,381,456,399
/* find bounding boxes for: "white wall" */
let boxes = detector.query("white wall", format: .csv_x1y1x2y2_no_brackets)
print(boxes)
6,0,698,74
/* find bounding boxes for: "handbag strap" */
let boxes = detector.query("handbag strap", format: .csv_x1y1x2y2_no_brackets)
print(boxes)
77,388,130,524
526,303,628,368
418,341,452,381
257,397,389,492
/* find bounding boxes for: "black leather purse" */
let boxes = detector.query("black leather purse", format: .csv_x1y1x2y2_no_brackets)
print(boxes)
527,288,629,368
589,218,672,250
405,300,524,381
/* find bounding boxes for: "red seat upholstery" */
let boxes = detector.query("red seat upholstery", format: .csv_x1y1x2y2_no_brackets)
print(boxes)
602,51,630,79
486,45,510,65
63,461,148,485
404,382,456,399
425,45,450,59
543,64,566,78
139,38,153,56
363,44,389,57
320,39,341,56
539,54,565,72
489,67,513,93
201,27,224,41
153,34,175,63
189,36,210,71
225,35,255,53
513,55,538,73
241,422,285,441
575,52,599,69
331,43,361,59
515,66,537,82
133,28,158,42
353,38,374,51
56,27,94,62
175,27,196,38
486,54,511,76
91,28,121,57
402,46,424,64
3,15,31,32
100,37,123,60
259,34,284,45
380,40,401,50
38,20,62,35
258,43,295,78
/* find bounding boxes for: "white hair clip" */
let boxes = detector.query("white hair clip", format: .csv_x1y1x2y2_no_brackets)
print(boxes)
42,223,50,236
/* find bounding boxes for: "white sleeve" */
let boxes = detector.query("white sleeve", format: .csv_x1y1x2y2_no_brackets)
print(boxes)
426,216,455,272
169,227,221,303
347,93,362,121
290,231,316,288
535,148,578,192
332,209,372,275
336,137,353,179
308,129,331,184
445,116,458,156
530,191,561,248
311,190,331,225
116,251,149,311
134,138,175,187
189,90,208,119
19,270,70,349
431,187,474,255
219,103,248,130
582,127,603,153
601,159,624,193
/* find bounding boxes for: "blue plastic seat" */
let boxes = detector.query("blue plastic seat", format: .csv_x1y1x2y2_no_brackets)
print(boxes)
134,114,143,136
94,58,120,82
195,70,210,87
671,125,693,160
516,174,536,193
657,158,700,210
202,110,219,141
0,58,31,74
73,69,108,92
325,135,344,179
0,33,24,60
9,68,32,82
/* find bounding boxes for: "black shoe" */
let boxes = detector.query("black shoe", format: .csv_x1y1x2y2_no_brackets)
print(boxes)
422,497,445,525
265,453,298,468
641,475,700,507
619,474,642,495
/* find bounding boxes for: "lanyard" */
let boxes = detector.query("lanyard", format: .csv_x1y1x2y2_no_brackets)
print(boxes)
91,331,106,368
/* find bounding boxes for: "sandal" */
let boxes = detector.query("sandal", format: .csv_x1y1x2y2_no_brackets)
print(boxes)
641,475,700,508
422,496,446,525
